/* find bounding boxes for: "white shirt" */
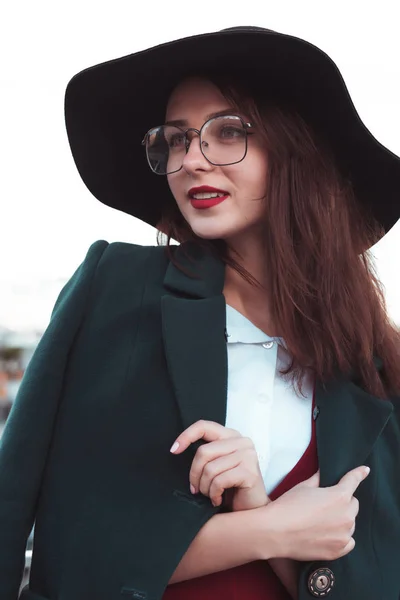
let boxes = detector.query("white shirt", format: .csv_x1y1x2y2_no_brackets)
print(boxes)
224,305,314,495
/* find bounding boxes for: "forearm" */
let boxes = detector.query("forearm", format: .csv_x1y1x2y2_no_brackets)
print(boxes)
168,503,300,596
168,507,269,584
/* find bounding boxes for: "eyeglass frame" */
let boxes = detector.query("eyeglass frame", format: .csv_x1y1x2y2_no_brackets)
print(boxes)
141,114,254,175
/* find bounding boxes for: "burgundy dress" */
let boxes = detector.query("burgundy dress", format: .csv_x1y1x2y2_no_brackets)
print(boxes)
163,380,318,599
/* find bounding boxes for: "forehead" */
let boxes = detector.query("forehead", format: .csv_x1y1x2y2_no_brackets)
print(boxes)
165,77,230,121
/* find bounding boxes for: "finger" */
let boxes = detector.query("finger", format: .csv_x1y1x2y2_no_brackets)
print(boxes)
337,466,370,496
208,464,247,506
170,420,240,454
338,537,356,558
349,495,360,518
197,454,242,500
349,521,356,538
190,438,254,491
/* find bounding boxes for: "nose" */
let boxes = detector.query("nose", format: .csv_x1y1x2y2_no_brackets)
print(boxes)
182,134,213,175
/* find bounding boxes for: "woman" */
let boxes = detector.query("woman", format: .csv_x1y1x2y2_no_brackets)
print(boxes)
0,25,399,600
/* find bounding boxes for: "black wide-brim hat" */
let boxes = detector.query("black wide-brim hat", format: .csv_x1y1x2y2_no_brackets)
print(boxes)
65,26,399,237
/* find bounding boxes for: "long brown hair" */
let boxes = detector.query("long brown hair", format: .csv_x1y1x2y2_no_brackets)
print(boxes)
157,71,400,399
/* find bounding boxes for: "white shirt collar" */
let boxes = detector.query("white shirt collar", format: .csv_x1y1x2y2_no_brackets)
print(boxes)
225,304,286,348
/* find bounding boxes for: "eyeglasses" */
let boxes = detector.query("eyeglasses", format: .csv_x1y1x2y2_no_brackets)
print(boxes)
141,115,254,175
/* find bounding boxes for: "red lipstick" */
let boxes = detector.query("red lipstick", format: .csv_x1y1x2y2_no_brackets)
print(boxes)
188,185,230,210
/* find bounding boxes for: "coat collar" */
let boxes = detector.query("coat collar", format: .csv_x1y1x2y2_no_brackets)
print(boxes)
162,241,225,299
161,242,394,486
162,242,227,431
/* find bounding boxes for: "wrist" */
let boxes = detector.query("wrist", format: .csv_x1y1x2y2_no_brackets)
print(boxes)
256,502,288,560
223,504,274,562
231,489,270,512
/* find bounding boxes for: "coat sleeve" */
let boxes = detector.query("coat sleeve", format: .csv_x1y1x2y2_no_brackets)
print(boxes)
0,239,109,599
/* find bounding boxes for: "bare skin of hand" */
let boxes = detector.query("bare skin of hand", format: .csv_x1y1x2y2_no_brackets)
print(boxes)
265,465,370,561
170,419,268,510
170,419,299,599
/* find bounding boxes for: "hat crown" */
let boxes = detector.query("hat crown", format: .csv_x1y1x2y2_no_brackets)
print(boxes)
219,25,276,34
64,22,400,237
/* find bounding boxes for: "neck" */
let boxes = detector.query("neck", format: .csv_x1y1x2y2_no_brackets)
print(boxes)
222,235,278,337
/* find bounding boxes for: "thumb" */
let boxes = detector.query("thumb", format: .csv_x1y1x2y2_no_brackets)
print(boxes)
300,469,320,488
337,465,370,495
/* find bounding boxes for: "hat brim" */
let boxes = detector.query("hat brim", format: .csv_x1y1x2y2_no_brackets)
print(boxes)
64,28,400,236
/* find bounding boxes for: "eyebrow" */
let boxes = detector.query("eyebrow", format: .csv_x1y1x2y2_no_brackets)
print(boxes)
164,108,246,127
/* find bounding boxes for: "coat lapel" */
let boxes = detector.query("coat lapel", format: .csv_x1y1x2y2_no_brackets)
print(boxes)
315,367,394,487
161,241,395,486
162,242,228,431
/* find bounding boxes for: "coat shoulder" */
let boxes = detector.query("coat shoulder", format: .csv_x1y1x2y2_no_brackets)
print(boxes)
98,240,170,265
87,240,175,291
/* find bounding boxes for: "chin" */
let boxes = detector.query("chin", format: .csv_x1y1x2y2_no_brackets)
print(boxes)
186,214,238,240
189,224,232,241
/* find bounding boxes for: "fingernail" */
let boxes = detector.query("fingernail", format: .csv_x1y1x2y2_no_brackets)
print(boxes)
364,466,370,476
190,484,196,494
170,441,180,453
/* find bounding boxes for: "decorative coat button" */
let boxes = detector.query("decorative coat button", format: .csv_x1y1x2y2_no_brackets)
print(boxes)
262,341,274,349
308,568,335,597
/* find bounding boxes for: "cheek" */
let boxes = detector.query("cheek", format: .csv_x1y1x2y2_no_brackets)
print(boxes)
167,175,187,214
167,175,179,202
166,174,175,195
237,160,268,193
237,148,268,188
252,151,269,182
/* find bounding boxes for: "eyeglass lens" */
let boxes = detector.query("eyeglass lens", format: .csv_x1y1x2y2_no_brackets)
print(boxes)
146,116,247,175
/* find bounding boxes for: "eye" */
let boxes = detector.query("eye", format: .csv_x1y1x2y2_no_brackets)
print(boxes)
219,125,245,139
168,133,186,148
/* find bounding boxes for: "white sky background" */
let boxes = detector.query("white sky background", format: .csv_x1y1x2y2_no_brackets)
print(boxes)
0,0,399,332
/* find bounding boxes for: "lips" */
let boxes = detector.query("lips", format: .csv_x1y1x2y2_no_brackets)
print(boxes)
188,185,230,209
188,185,230,197
190,195,229,210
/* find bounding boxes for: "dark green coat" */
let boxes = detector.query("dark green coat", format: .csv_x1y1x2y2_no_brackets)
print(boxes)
0,240,399,600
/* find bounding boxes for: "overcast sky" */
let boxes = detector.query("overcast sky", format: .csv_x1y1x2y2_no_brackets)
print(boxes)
1,0,399,331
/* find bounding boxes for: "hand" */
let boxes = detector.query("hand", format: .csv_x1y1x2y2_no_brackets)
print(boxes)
170,419,269,511
264,466,370,561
